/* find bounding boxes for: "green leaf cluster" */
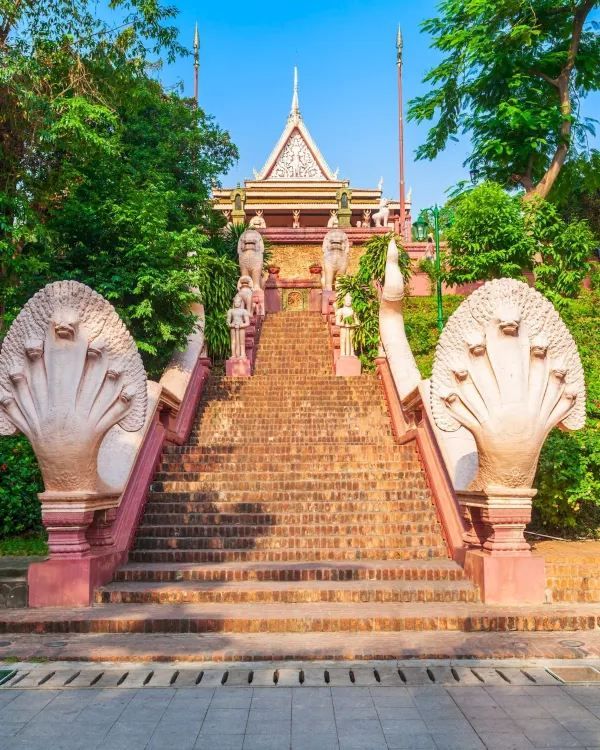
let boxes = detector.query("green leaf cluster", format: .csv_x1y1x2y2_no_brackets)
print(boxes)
445,182,596,305
408,0,600,196
0,0,239,377
0,436,44,539
335,233,410,369
533,285,600,535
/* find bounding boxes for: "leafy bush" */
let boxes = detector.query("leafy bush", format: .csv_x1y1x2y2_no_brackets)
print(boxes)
446,183,532,284
0,436,43,539
335,233,409,369
445,182,595,307
403,296,464,377
533,288,600,535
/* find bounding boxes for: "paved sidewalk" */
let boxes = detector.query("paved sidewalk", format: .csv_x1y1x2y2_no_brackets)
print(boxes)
3,666,600,749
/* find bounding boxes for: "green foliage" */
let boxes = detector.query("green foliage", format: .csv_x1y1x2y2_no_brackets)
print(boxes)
445,183,533,283
549,150,600,238
0,0,238,377
524,198,595,306
534,288,600,535
408,0,600,196
353,233,411,286
403,296,464,378
335,234,409,369
445,182,595,306
0,535,48,557
0,436,43,539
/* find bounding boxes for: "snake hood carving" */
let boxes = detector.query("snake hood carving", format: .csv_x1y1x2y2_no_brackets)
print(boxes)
431,278,585,493
0,281,147,494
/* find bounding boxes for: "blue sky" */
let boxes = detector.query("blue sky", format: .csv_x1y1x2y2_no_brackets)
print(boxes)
157,0,600,215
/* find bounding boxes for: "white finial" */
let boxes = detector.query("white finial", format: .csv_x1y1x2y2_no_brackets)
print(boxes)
194,22,199,53
289,66,301,122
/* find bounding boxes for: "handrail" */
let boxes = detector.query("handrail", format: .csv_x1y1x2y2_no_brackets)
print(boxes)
375,356,466,565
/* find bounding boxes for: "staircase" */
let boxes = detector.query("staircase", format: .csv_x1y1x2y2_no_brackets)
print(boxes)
94,311,477,613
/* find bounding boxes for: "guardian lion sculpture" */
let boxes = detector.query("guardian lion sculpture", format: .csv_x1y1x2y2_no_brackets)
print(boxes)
237,229,264,292
322,229,350,291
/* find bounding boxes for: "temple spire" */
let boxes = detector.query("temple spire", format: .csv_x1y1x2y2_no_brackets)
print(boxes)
193,22,200,105
289,66,301,123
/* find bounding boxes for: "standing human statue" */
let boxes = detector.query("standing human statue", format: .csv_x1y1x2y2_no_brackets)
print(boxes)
227,294,251,359
335,293,359,357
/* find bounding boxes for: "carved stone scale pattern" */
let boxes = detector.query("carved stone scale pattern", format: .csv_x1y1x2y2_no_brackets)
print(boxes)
268,133,326,181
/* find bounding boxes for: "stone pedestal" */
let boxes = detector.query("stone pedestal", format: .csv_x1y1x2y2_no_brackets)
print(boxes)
336,355,361,377
265,273,281,313
458,489,546,604
309,288,322,312
321,290,335,319
337,208,352,227
464,549,546,605
226,357,251,377
40,491,120,558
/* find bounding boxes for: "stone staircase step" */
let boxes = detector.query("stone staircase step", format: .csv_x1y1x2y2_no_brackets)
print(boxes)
113,559,466,583
2,601,599,635
128,548,448,563
95,578,479,605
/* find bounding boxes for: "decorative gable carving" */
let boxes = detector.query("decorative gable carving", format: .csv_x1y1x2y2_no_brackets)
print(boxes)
267,132,327,181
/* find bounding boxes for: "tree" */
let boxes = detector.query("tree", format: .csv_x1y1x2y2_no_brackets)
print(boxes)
0,0,238,375
408,0,600,199
445,182,595,305
445,183,533,283
549,150,600,237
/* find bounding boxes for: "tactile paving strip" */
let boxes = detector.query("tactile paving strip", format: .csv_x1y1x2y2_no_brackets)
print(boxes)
0,664,566,689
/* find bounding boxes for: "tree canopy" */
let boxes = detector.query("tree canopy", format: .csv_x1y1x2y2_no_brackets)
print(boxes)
0,0,238,375
408,0,600,198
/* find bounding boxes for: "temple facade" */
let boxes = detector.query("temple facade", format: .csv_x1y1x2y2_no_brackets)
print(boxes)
212,69,411,246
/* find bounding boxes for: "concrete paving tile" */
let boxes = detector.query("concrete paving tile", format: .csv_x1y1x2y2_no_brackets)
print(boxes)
194,734,244,750
243,734,291,750
335,718,385,740
211,688,253,708
290,732,339,750
380,718,428,735
476,733,536,750
520,718,584,748
334,705,379,721
371,687,415,707
245,716,291,735
375,704,422,721
200,707,249,734
429,730,485,750
292,718,337,734
252,687,292,708
385,734,436,750
338,737,387,750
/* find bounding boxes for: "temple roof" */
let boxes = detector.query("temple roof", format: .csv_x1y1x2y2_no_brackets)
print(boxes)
255,68,336,182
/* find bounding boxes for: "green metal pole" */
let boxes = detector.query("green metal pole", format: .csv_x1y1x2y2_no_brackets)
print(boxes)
434,206,443,331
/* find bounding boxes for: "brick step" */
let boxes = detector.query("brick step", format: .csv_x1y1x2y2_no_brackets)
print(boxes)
144,497,435,512
129,547,447,563
158,460,422,472
95,579,479,605
134,532,444,551
153,470,424,482
3,601,599,635
136,522,441,538
113,559,463,583
150,479,425,492
164,445,413,456
140,511,437,526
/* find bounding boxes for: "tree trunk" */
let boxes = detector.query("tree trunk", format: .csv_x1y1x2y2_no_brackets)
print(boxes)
525,0,595,200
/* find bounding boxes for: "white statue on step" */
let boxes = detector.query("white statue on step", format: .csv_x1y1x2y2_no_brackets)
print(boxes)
237,276,254,314
372,197,391,228
322,229,350,291
237,229,264,293
227,294,251,359
327,210,339,228
335,293,359,357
